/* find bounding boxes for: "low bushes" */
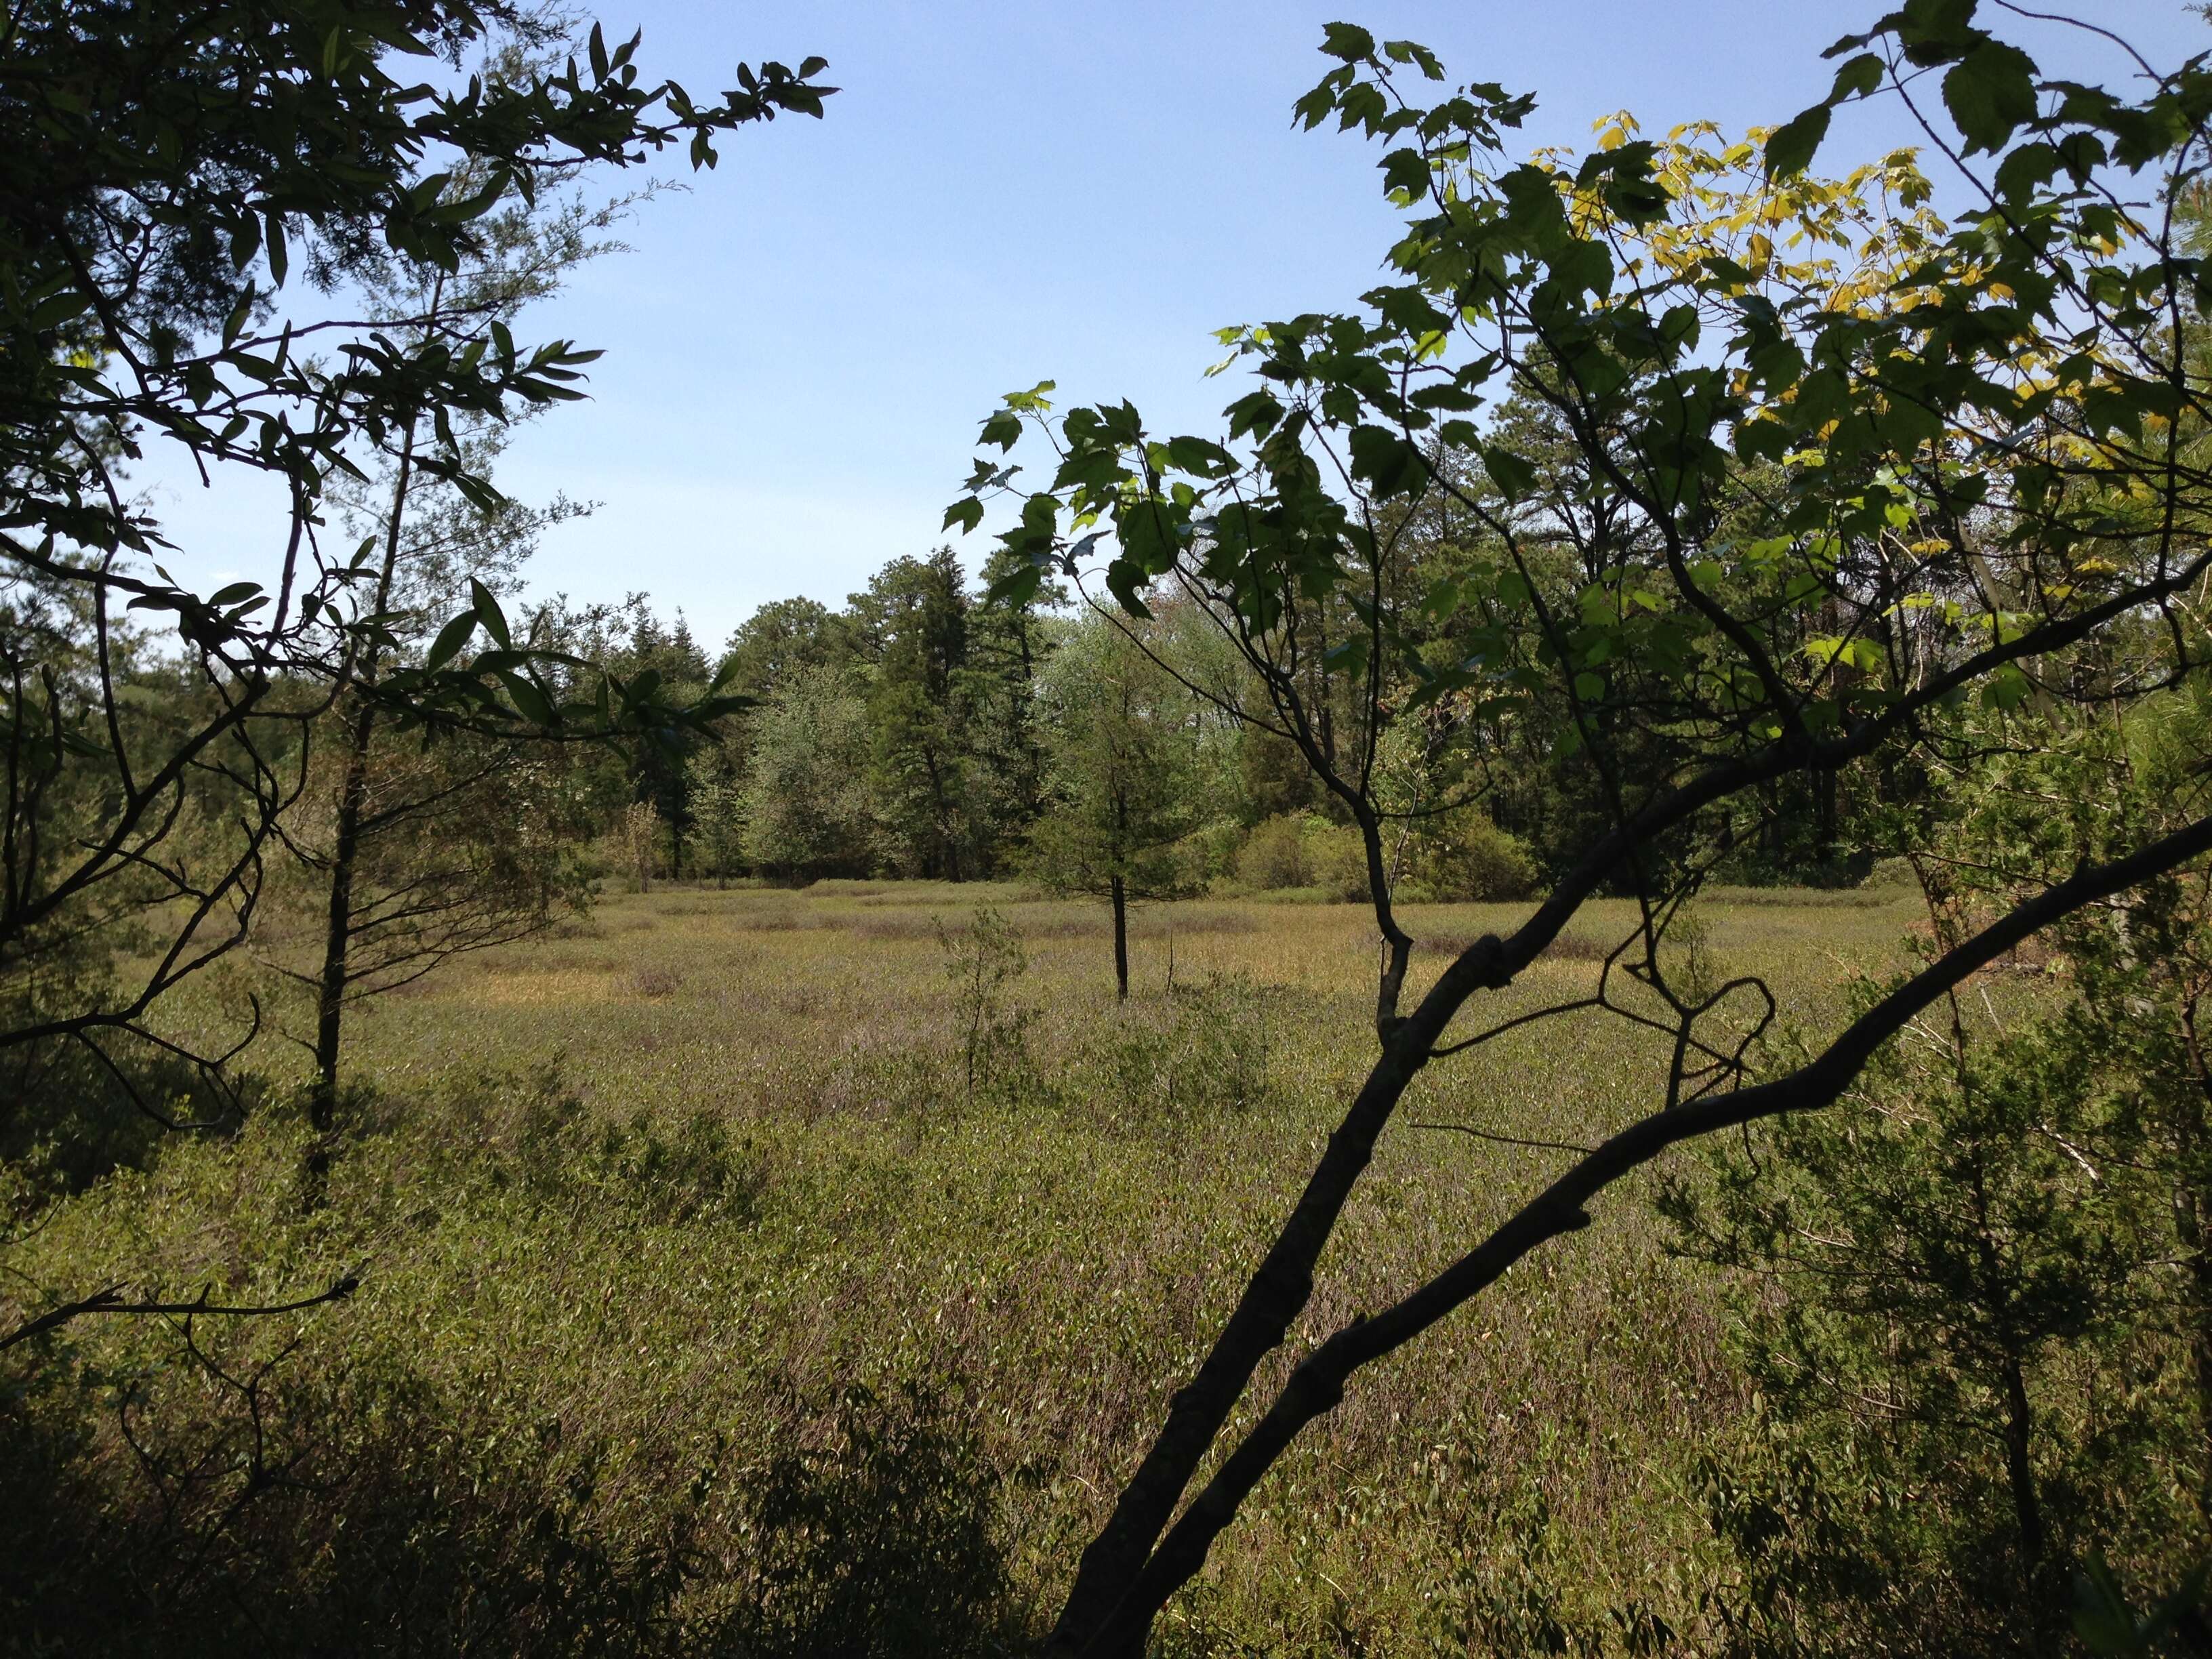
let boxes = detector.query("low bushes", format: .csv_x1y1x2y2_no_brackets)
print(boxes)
0,1068,1022,1658
1072,974,1275,1129
1232,813,1319,891
1228,810,1536,904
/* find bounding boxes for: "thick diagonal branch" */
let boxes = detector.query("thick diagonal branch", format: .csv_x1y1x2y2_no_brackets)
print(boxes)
1084,806,2212,1652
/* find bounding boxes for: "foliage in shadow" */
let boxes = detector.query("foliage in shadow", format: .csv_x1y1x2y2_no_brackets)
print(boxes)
714,1380,1021,1659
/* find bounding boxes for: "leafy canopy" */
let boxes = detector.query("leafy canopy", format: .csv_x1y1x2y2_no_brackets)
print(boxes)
2,0,833,739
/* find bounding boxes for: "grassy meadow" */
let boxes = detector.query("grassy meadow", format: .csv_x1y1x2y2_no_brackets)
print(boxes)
7,881,1923,1654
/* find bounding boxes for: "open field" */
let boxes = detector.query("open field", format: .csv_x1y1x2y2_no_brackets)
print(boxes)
13,882,1923,1653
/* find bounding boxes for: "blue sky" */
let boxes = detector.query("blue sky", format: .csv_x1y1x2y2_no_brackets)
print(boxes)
143,1,2211,649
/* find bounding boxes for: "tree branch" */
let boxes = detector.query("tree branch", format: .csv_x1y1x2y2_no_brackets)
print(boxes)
1,1275,360,1352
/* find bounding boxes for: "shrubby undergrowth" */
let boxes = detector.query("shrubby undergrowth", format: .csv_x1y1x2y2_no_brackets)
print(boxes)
0,1065,1025,1657
0,930,1297,1656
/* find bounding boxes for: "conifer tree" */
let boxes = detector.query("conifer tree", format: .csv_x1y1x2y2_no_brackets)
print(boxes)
1029,613,1204,998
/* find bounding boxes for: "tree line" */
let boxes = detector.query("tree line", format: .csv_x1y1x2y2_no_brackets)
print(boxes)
614,426,1889,901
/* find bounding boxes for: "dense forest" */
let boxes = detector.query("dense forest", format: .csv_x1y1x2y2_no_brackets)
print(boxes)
9,1,2212,1655
549,530,1664,892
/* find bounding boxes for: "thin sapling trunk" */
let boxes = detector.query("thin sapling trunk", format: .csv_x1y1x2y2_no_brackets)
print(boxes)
310,413,419,1131
1112,874,1128,1001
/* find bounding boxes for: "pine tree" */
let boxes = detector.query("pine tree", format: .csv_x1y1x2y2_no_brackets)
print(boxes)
1029,614,1204,998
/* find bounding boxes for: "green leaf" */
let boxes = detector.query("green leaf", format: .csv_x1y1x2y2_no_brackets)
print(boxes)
470,579,512,649
1293,80,1341,131
979,409,1022,451
27,289,91,330
1166,434,1234,475
1379,147,1431,199
1829,52,1885,101
1896,0,1981,64
221,284,254,348
1980,660,2032,710
1349,425,1422,496
432,171,507,224
1225,391,1284,441
1764,104,1832,180
1409,382,1481,413
2072,1557,2139,1654
264,210,288,286
1942,40,2039,155
2070,1553,2210,1656
1105,557,1153,619
1382,39,1445,81
1994,141,2061,203
1319,22,1376,62
497,670,554,726
942,497,985,535
1805,635,1883,672
1482,445,1538,501
426,609,478,671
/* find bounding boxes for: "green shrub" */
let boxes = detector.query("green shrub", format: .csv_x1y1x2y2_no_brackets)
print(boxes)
1231,813,1372,901
1182,816,1250,886
1664,888,2210,1656
0,1065,1027,1658
1305,821,1372,903
718,1380,1018,1659
1,1341,1019,1658
1228,811,1532,904
937,906,1038,1108
1,956,253,1214
1078,973,1273,1128
1406,811,1538,903
1233,813,1313,890
0,1342,711,1658
495,1073,766,1225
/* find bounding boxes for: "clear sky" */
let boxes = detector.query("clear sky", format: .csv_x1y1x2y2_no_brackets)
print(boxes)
141,1,2211,650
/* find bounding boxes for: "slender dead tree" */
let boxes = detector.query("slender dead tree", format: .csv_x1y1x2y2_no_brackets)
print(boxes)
297,169,613,1128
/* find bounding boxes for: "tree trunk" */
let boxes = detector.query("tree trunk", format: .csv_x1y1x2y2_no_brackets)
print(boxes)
1112,874,1128,1002
2001,1350,2045,1563
1313,600,1336,774
308,411,419,1134
2174,997,2212,1519
310,698,376,1133
1115,876,1132,1008
922,742,960,881
1111,782,1130,1000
